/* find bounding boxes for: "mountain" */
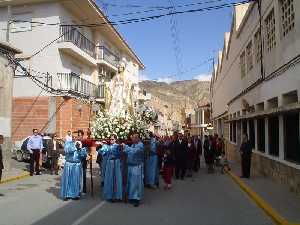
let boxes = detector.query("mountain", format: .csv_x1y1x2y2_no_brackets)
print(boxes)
139,79,210,127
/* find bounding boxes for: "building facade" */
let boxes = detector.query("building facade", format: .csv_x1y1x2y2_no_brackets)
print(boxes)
0,0,144,140
0,42,21,171
210,1,300,192
190,103,211,136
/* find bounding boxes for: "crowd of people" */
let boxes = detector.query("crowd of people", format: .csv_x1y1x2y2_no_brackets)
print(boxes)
19,128,255,208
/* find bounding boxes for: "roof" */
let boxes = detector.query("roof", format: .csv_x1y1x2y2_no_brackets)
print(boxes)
90,1,145,69
0,41,22,54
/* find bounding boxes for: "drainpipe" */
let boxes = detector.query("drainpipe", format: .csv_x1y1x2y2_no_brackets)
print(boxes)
6,5,11,42
257,0,265,80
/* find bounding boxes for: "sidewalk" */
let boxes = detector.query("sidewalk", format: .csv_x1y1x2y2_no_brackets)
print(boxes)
229,161,300,224
1,167,30,184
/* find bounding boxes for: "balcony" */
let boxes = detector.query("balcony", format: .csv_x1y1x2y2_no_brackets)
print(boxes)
96,46,120,71
58,26,97,66
57,72,105,101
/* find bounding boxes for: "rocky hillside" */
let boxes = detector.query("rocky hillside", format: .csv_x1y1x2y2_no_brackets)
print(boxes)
139,80,210,125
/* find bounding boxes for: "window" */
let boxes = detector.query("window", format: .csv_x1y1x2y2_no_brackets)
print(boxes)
268,116,279,156
257,118,265,152
230,122,233,141
249,120,255,149
242,120,248,136
265,9,276,52
233,121,237,143
246,41,253,72
11,13,32,33
284,113,300,163
280,0,295,37
254,30,262,63
240,51,246,77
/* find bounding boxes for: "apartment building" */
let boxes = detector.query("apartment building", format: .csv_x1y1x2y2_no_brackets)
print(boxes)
0,0,144,140
210,1,300,192
190,103,210,136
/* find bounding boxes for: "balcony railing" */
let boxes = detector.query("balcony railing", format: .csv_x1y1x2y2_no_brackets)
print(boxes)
97,46,120,68
57,72,105,99
59,25,96,58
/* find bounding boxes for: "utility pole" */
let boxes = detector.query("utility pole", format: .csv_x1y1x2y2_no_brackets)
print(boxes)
257,0,265,79
6,5,11,42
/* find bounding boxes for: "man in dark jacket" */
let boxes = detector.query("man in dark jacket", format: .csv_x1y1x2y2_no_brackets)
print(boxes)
172,133,188,180
193,136,202,172
48,134,61,175
0,135,4,182
240,133,252,178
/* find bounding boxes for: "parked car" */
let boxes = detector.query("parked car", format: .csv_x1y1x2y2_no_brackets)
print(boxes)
12,135,65,168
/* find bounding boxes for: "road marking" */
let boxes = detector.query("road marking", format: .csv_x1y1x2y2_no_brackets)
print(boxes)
226,170,298,225
71,201,106,225
0,172,30,184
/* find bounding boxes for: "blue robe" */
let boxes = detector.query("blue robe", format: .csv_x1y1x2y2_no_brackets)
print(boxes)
102,144,123,200
146,138,159,186
60,141,87,199
124,141,144,201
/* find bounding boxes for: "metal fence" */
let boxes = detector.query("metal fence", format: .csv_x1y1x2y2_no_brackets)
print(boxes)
59,25,96,58
97,46,120,68
57,72,105,99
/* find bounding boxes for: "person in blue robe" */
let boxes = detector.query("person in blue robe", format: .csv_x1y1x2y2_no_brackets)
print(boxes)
145,133,159,188
122,134,144,207
100,135,123,202
60,139,87,200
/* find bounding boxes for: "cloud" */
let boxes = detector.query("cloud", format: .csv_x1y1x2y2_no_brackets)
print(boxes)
156,77,175,84
139,73,150,81
194,73,212,81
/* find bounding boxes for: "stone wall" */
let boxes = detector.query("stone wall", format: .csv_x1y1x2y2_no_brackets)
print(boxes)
226,141,300,193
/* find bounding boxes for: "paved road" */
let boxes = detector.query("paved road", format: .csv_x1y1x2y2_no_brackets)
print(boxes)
0,167,273,225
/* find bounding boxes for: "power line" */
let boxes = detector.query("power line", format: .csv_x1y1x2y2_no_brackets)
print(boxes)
3,1,254,30
168,0,184,79
108,0,225,17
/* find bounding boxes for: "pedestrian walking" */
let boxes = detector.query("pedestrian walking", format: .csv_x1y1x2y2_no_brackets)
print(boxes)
27,129,43,176
172,133,188,180
145,132,159,189
65,130,72,142
122,133,144,207
204,135,215,173
48,134,60,175
240,133,252,178
162,148,174,190
60,136,87,201
186,137,196,177
98,135,123,202
0,135,4,182
77,131,87,194
193,135,202,172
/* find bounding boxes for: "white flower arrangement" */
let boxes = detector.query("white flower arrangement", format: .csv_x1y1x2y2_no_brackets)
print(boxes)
91,110,150,141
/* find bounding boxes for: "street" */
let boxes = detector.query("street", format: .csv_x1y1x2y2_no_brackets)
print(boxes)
0,166,273,225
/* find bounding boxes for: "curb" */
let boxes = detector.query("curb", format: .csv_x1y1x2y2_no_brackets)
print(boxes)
226,170,297,225
0,172,30,184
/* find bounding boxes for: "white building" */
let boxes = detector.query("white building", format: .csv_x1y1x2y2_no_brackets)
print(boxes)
0,0,144,140
210,1,300,192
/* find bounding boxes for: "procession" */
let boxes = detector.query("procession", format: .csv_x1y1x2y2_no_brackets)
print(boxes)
25,127,229,208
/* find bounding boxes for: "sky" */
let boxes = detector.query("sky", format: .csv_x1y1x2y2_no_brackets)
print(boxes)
96,0,235,82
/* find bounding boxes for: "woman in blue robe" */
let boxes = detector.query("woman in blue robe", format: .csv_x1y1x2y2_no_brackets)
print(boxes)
60,140,87,200
99,135,123,201
146,134,158,188
123,134,144,207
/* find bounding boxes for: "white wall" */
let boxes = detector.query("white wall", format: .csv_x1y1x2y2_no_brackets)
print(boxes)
211,0,300,118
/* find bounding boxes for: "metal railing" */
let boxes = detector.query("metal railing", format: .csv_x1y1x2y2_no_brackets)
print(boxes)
59,25,96,58
97,46,120,68
57,72,105,99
